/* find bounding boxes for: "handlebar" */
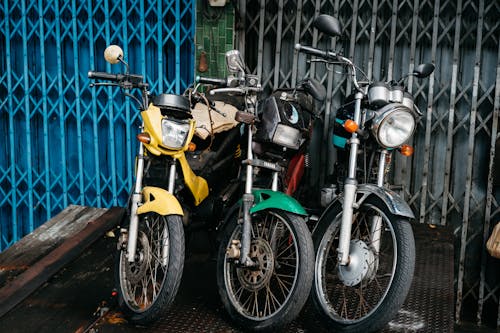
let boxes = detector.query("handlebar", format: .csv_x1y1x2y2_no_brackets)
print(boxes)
195,75,227,87
88,71,147,89
295,43,362,92
88,71,122,82
294,44,337,60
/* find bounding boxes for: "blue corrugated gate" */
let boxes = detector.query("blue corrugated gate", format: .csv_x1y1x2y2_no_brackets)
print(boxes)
0,0,196,251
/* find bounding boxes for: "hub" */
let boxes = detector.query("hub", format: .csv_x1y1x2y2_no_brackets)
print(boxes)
236,238,275,291
338,239,375,287
124,231,151,284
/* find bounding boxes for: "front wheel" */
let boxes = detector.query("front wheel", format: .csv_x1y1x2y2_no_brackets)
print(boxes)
115,212,185,325
312,196,415,333
216,209,314,331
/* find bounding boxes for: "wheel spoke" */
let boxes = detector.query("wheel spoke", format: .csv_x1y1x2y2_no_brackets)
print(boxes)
273,272,292,298
252,291,259,317
265,283,281,315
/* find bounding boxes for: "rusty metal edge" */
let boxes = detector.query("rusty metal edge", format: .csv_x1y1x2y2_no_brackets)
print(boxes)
0,207,125,318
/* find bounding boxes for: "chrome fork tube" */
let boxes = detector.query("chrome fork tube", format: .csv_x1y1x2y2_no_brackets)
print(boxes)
370,150,389,254
376,150,388,187
338,92,364,265
127,141,145,262
161,160,177,266
244,125,253,194
240,125,255,266
271,171,279,191
168,160,177,193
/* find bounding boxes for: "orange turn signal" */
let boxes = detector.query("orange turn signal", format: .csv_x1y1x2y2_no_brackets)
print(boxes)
188,142,196,152
344,119,359,133
136,132,151,144
400,144,414,156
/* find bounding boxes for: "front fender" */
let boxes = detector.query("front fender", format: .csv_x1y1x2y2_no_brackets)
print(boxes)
250,189,307,216
321,184,414,220
136,186,184,216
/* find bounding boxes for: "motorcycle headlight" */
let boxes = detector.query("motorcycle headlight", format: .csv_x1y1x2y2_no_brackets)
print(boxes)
272,124,302,149
161,118,191,149
371,104,415,148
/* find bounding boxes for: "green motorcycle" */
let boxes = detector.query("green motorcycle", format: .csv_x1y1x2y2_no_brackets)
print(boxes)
196,50,314,331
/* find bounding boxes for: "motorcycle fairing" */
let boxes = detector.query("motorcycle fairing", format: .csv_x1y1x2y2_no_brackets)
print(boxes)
137,186,184,216
141,104,209,206
141,104,196,156
319,183,415,222
250,189,307,216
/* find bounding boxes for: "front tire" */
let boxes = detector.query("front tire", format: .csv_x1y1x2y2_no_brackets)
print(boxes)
312,196,415,333
115,212,185,325
216,209,314,331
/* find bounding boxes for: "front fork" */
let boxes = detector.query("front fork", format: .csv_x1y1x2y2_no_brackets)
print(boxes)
127,141,146,262
239,125,256,267
369,150,389,255
126,141,177,262
338,85,389,265
338,91,389,266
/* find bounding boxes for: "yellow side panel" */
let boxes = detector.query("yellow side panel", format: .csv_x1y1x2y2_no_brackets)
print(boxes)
177,154,209,206
137,186,184,216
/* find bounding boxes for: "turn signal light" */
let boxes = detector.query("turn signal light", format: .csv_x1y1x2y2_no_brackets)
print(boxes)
136,132,151,144
344,119,359,133
188,142,196,152
400,144,414,156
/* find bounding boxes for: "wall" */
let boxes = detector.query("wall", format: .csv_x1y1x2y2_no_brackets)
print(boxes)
195,0,235,79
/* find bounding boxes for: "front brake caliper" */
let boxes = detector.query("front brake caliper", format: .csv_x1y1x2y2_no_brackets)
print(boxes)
118,228,128,250
227,239,241,259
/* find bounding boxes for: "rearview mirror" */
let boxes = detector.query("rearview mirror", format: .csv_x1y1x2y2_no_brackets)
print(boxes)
413,63,435,78
302,78,326,102
104,45,124,64
225,50,245,74
313,15,342,38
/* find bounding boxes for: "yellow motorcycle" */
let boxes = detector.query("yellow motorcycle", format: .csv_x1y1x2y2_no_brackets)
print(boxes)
88,45,208,324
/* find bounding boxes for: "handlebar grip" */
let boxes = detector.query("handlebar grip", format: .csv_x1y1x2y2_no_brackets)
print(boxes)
88,71,120,82
195,75,227,87
295,44,337,60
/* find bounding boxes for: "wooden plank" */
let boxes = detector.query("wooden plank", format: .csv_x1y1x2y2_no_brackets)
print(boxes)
0,207,124,318
0,205,108,286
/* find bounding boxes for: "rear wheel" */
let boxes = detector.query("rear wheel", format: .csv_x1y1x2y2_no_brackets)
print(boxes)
116,212,185,325
216,209,314,331
312,196,415,333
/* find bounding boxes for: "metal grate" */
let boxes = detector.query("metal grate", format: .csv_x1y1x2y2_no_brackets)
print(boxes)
100,224,455,332
0,221,454,332
0,0,196,251
234,0,500,327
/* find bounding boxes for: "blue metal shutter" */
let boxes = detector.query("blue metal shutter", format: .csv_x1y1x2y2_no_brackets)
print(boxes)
0,0,196,251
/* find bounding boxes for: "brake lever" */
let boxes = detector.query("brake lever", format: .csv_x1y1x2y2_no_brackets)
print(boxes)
308,59,329,64
209,87,246,95
89,82,120,88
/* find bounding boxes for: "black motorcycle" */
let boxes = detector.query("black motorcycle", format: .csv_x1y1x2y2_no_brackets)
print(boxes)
295,14,435,332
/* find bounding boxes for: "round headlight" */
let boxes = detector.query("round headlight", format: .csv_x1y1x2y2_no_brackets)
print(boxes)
371,104,415,148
